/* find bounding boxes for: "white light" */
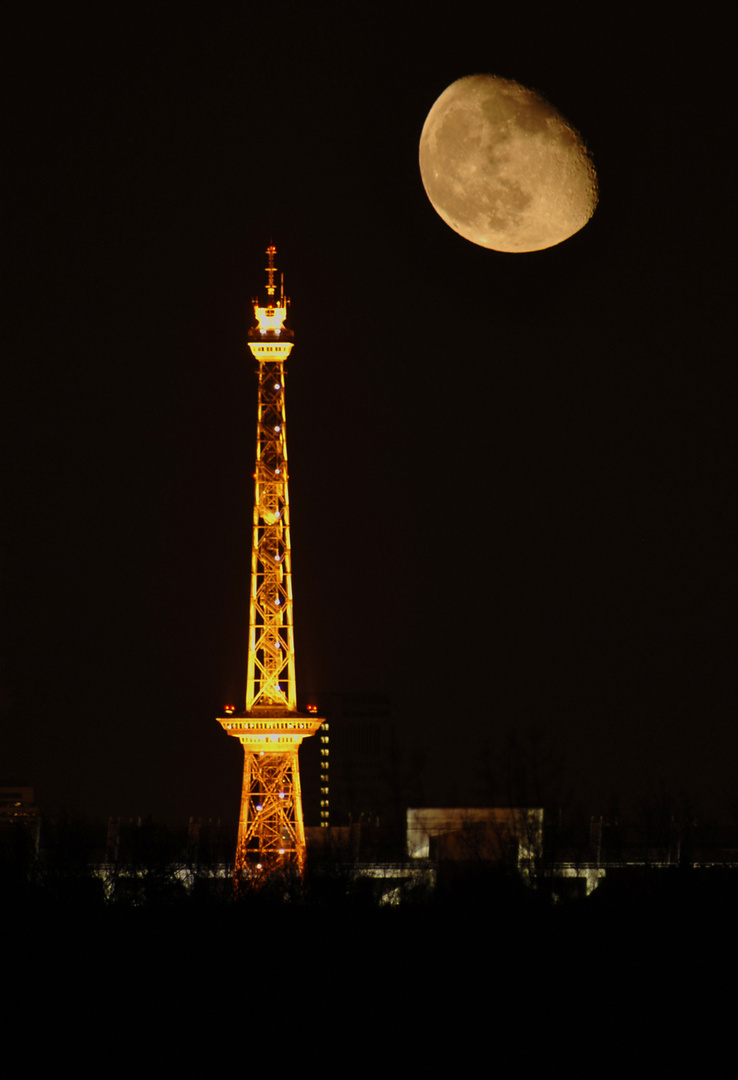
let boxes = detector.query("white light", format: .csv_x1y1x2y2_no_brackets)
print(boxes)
279,792,285,799
256,804,263,812
274,383,281,390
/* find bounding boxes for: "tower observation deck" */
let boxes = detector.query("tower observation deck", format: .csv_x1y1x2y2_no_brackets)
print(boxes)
217,246,323,882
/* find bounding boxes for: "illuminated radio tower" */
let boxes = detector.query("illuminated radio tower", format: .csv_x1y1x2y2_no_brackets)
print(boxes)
218,246,323,881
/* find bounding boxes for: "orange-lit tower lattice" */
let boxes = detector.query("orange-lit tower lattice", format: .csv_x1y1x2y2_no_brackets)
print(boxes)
217,246,323,880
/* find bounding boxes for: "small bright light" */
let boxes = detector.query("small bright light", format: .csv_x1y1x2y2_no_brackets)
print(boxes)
256,804,263,812
274,425,281,432
279,792,285,799
274,383,281,390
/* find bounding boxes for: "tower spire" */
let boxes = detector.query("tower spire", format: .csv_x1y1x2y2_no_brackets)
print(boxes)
217,246,323,884
264,243,277,296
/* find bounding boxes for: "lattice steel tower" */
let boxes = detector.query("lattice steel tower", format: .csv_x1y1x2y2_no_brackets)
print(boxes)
217,246,323,881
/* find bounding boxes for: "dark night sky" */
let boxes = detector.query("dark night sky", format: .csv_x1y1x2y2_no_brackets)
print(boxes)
3,4,736,823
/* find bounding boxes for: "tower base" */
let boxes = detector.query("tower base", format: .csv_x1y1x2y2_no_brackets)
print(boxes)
236,748,305,878
217,711,323,887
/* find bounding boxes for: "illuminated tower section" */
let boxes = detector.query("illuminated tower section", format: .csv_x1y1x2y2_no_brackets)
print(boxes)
218,246,323,880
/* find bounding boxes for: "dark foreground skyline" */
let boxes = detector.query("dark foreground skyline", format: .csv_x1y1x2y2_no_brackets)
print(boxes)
3,6,736,823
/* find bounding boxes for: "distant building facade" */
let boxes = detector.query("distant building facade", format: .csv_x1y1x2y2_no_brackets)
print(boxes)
301,692,403,841
0,784,40,849
407,807,543,865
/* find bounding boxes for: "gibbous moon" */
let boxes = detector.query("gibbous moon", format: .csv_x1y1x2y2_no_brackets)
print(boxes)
419,75,598,253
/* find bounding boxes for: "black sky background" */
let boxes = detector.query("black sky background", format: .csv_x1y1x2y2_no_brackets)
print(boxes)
3,4,736,823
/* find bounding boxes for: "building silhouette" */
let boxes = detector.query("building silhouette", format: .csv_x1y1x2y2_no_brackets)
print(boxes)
300,692,408,862
0,784,40,851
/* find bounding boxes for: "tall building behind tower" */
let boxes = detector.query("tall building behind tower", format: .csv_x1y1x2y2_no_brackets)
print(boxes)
302,693,405,854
